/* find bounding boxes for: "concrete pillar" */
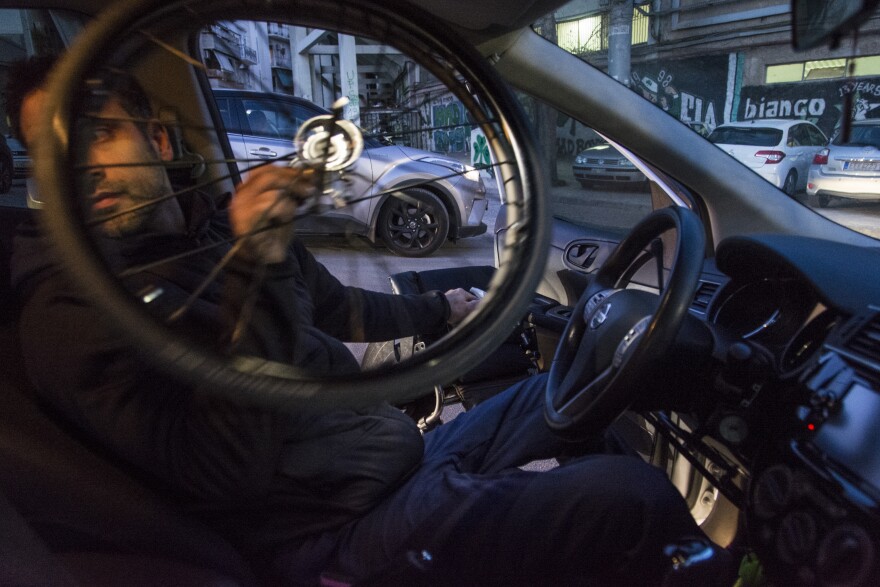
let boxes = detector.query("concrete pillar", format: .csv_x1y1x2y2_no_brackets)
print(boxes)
338,34,360,124
254,22,273,92
291,26,314,102
608,0,632,86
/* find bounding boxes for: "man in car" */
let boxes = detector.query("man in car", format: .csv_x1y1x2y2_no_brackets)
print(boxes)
8,60,712,585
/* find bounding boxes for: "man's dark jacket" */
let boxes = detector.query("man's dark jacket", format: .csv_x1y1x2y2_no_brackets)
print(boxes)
11,193,450,549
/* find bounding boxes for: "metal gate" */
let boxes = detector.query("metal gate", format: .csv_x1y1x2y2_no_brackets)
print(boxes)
360,108,428,151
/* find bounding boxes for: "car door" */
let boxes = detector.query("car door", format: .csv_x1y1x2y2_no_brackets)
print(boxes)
222,93,379,235
802,124,829,190
237,95,307,171
212,94,245,173
787,123,818,187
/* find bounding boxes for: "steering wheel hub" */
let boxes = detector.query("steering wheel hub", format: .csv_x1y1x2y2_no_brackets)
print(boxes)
613,315,651,368
545,206,706,436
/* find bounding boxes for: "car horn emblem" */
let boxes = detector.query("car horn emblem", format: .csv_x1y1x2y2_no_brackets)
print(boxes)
590,302,612,329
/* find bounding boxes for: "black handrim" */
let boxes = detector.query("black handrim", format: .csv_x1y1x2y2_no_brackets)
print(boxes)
37,0,549,411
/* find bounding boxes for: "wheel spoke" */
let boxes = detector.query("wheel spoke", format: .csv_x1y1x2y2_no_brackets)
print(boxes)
39,0,546,406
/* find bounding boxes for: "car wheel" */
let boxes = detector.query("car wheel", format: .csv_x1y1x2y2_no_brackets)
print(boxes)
816,193,831,208
377,188,450,257
578,180,591,189
782,170,797,196
0,157,12,194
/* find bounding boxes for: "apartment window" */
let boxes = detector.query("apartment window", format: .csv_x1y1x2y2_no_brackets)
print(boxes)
557,7,649,55
804,59,846,80
632,7,649,45
767,55,880,83
853,55,880,76
558,13,607,53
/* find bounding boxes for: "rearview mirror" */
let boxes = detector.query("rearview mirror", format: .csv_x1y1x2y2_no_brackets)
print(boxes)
792,0,880,49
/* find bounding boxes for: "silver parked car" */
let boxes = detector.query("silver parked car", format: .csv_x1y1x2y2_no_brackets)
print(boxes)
571,141,646,188
807,119,880,208
707,119,828,195
213,89,487,256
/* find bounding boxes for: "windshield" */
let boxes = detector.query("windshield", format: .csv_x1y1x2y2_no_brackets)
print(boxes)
833,124,880,147
708,127,783,147
536,0,880,240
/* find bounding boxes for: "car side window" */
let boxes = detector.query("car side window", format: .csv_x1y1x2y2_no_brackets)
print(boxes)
214,98,241,134
527,98,655,233
241,102,280,138
787,126,802,147
241,98,319,140
806,125,827,146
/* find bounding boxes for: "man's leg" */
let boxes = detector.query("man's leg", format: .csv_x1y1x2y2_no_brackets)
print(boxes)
296,376,700,583
422,372,613,473
334,452,704,585
421,373,568,473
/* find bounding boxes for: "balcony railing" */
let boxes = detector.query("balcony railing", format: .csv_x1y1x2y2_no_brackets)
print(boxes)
271,53,292,69
268,23,289,38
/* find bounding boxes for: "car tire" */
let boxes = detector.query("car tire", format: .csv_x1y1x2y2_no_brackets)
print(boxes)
782,170,797,196
815,193,831,208
578,180,591,189
377,188,450,257
0,157,12,194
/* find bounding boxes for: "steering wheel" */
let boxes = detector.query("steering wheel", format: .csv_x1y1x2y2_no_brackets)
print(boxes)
545,206,705,437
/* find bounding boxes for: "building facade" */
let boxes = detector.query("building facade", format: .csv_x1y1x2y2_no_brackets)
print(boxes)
196,2,880,160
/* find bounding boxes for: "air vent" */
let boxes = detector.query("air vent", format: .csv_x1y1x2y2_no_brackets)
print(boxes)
845,315,880,367
690,281,720,314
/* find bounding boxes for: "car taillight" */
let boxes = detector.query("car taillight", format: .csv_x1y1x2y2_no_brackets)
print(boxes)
813,149,829,165
755,150,786,164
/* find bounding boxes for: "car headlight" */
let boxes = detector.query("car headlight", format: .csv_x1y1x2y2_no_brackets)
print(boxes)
420,156,481,182
575,156,586,164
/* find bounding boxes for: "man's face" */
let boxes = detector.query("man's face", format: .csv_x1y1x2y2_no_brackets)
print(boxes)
80,97,175,237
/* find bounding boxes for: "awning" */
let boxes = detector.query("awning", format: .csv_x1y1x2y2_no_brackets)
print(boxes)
274,68,293,90
214,51,236,72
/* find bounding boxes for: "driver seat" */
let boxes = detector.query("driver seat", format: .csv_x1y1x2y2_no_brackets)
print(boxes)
0,291,261,585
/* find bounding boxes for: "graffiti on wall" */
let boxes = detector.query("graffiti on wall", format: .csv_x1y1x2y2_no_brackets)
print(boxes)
345,71,361,124
554,55,732,160
630,55,730,133
557,117,603,160
738,77,880,138
430,98,474,154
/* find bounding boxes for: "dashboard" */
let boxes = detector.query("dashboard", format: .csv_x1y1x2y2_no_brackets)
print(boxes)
663,234,880,585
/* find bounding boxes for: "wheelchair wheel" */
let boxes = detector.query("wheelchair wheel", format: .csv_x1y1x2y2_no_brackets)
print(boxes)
34,0,548,412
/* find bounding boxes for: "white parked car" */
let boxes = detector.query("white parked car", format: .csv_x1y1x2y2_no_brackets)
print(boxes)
708,119,828,195
807,119,880,207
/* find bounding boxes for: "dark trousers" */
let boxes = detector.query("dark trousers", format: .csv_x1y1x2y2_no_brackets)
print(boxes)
276,374,704,585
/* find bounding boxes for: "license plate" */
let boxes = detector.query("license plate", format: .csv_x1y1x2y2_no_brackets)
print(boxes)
843,161,880,171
